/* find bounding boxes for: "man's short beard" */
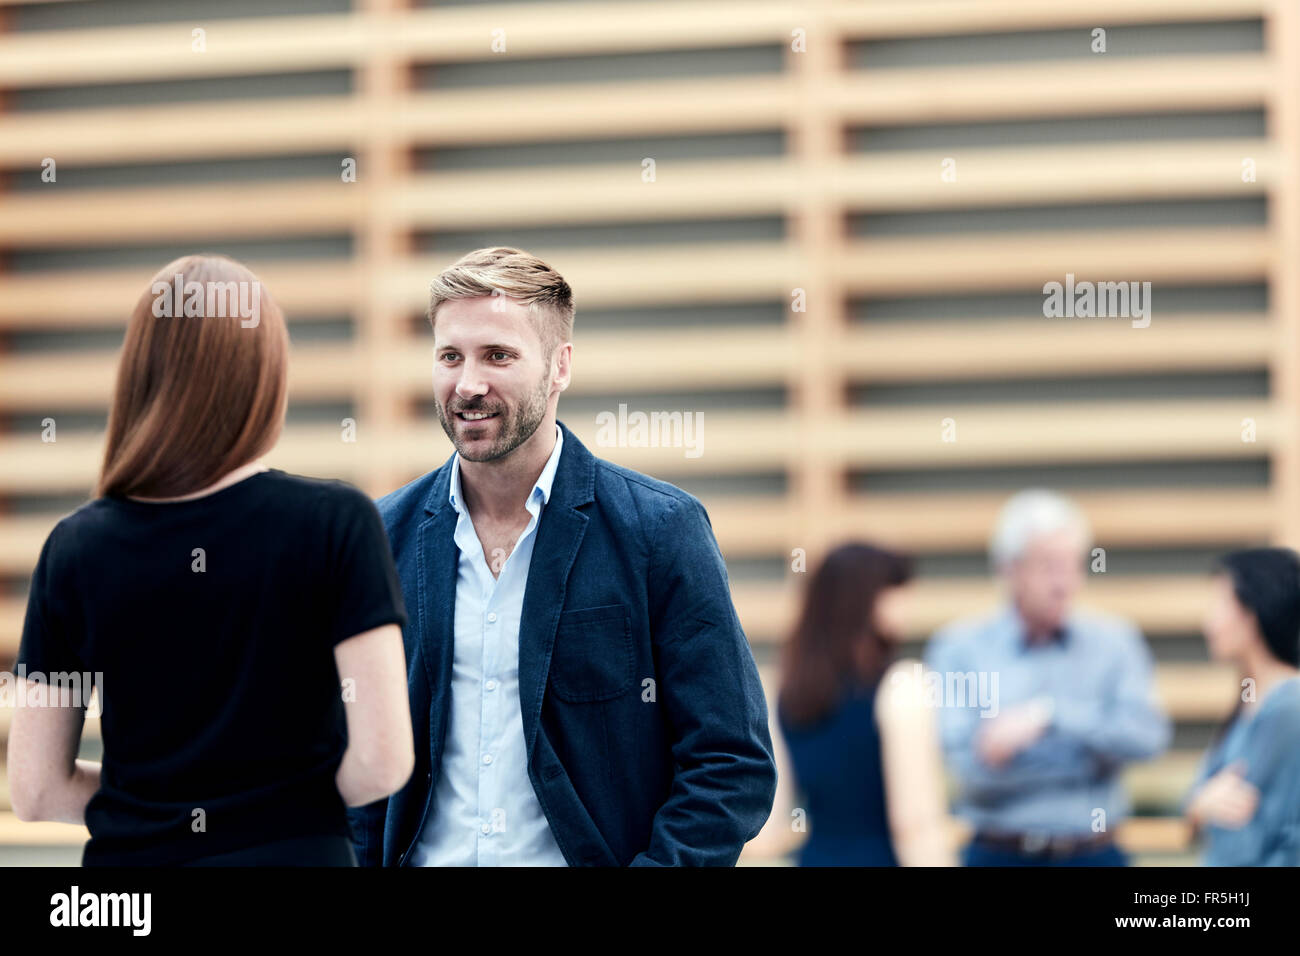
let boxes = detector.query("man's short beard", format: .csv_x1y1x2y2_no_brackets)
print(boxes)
437,371,551,463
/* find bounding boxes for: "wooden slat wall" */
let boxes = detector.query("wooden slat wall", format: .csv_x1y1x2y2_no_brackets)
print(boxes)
0,0,1296,864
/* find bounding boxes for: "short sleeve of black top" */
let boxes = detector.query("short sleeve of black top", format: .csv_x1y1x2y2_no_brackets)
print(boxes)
17,522,87,678
15,469,408,866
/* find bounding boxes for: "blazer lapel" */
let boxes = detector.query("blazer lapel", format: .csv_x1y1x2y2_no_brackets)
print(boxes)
418,460,459,762
518,421,596,757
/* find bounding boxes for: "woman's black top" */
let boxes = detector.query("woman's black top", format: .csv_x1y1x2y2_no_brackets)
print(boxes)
778,679,899,866
16,468,407,865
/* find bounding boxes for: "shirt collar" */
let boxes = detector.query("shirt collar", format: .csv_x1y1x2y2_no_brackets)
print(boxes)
448,423,563,515
1001,600,1070,650
1023,624,1068,649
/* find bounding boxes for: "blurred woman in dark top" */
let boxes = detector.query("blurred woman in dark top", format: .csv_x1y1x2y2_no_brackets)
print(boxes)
1186,547,1300,865
7,253,415,866
777,542,955,866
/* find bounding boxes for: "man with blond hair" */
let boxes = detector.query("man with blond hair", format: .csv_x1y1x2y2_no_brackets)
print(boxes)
347,247,776,866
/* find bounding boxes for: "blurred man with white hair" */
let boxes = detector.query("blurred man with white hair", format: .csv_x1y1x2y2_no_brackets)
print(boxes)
924,489,1170,865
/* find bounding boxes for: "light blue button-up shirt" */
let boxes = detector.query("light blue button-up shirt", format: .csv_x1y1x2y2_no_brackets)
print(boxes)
924,601,1171,838
408,424,568,866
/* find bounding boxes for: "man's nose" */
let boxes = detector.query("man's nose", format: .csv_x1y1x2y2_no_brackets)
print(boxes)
455,364,488,400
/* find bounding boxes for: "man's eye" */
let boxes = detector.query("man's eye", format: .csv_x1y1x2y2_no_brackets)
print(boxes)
490,352,509,361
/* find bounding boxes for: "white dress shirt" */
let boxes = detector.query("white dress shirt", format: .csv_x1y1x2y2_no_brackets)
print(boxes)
408,424,568,866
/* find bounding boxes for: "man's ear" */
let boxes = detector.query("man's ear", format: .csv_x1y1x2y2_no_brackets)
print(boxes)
553,342,573,393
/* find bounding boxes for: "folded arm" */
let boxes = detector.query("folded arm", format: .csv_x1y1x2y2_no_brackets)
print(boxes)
1048,628,1171,765
924,637,1095,802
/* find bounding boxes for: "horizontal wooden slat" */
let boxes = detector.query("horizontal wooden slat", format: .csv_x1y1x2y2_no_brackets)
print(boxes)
392,141,1278,228
0,14,366,88
4,141,1276,246
0,342,365,409
1155,663,1240,719
1126,752,1204,807
1120,816,1196,855
0,95,365,166
0,3,802,89
830,401,1278,468
0,261,361,329
0,81,788,167
834,142,1277,210
833,54,1274,125
842,316,1273,381
895,576,1221,638
831,0,1271,37
838,227,1269,295
0,50,1273,168
722,575,1244,642
705,488,1275,557
0,0,1272,88
0,812,86,847
0,179,362,246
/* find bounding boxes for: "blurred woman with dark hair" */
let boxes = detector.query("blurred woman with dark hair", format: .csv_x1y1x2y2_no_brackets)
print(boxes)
7,254,415,866
777,542,955,866
1186,547,1300,865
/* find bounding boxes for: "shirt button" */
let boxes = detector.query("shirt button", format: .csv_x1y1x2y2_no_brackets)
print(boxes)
485,679,497,691
482,754,493,765
487,612,498,623
480,823,491,834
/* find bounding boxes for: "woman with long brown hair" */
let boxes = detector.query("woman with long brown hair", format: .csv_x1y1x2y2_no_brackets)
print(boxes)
777,542,954,866
7,253,415,866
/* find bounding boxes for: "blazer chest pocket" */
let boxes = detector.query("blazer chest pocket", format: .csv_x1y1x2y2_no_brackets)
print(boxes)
548,604,635,703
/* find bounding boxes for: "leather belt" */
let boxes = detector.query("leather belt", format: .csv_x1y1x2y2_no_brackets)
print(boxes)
972,829,1113,859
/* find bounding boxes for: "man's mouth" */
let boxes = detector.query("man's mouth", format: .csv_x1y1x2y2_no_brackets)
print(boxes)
455,410,499,423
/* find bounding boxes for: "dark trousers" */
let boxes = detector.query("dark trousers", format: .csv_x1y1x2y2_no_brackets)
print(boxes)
180,834,357,867
963,841,1129,867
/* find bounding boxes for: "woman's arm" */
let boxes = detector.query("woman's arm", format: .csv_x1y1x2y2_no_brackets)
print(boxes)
7,679,100,824
1185,762,1258,831
877,659,959,866
333,623,414,808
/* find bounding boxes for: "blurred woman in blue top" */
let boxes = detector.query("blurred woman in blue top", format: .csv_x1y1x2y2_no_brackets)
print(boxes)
1187,547,1300,865
777,543,955,866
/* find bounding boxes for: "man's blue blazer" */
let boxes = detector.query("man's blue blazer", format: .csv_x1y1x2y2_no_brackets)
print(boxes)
346,420,777,865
